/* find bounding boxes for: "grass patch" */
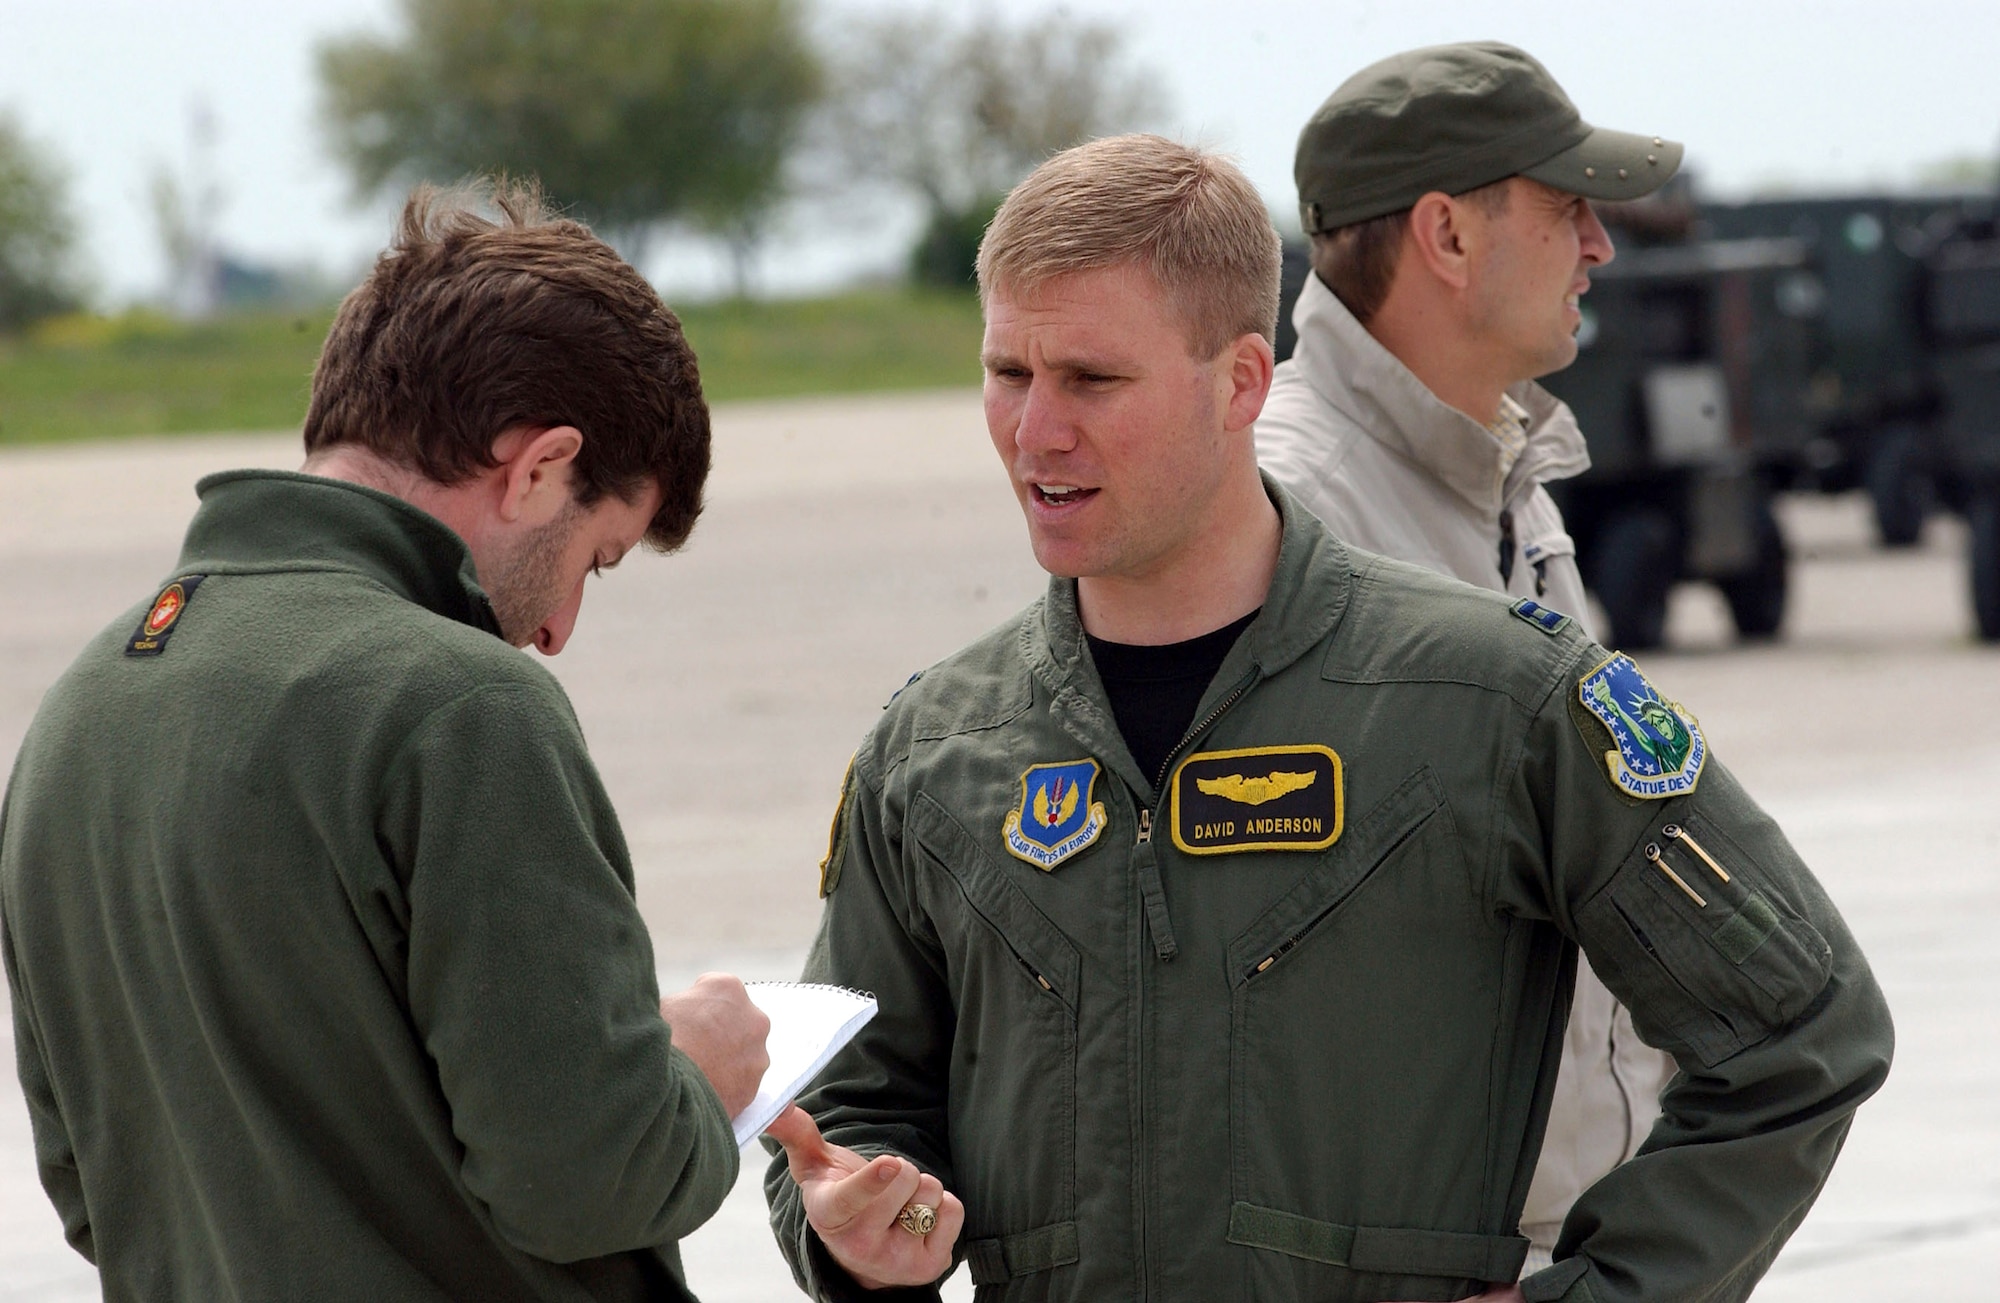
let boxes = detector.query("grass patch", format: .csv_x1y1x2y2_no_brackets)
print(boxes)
684,289,985,404
0,308,333,446
0,289,986,447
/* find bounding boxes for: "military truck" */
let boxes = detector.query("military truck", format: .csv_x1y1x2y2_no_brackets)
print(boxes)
1924,209,2000,638
1536,234,1819,648
1704,193,2000,638
1275,186,2000,645
1698,195,1978,540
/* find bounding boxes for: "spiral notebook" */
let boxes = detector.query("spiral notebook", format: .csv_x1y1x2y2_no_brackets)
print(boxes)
731,981,879,1148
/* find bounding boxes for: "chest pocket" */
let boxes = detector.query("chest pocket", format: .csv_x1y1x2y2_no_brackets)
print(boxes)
1223,769,1530,1300
905,794,1081,1284
1574,811,1834,1068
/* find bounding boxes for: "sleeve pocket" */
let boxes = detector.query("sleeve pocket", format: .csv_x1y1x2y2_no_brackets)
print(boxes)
1574,814,1835,1068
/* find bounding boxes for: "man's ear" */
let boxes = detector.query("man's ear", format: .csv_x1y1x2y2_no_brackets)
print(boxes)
494,424,584,526
1405,192,1473,292
1220,331,1276,435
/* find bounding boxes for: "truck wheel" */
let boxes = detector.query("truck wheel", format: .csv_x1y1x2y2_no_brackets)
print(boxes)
1971,492,2000,642
1866,426,1931,547
1590,510,1678,650
1719,497,1789,639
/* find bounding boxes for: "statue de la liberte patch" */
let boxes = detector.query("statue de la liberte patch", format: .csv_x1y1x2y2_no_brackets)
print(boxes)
1578,653,1706,799
1003,759,1108,870
1170,745,1343,856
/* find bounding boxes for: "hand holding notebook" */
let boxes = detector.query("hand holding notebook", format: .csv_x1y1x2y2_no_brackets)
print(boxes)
731,981,878,1148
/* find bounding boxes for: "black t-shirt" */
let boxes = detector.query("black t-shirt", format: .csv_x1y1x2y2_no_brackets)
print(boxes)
1084,610,1259,786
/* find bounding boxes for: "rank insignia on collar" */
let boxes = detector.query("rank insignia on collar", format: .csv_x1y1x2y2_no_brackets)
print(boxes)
1579,653,1706,799
1511,597,1570,635
1171,744,1343,855
1003,759,1108,871
126,576,206,657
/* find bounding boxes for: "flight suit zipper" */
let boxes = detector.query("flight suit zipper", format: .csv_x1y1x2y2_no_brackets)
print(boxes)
1131,668,1256,1299
1152,672,1258,794
1132,671,1255,961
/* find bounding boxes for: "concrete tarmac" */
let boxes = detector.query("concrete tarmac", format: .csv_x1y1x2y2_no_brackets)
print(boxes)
2,391,1996,1299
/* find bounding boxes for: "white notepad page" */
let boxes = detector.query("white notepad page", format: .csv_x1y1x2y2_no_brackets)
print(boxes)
731,981,879,1148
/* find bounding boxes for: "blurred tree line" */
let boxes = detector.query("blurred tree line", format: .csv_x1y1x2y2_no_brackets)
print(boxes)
316,0,1162,294
820,9,1164,288
0,114,83,331
0,0,1161,334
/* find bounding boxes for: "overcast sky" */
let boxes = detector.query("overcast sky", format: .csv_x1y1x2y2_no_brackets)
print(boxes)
5,0,1998,304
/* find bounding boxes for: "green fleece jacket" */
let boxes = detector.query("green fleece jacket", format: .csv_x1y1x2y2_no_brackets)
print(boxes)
2,470,735,1302
767,480,1892,1303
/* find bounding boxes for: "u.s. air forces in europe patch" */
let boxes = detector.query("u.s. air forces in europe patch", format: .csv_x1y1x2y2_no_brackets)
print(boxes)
1578,653,1706,799
1170,745,1343,855
1003,759,1108,870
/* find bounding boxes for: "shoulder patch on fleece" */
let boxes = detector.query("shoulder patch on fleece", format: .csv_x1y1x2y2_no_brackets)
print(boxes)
126,576,207,657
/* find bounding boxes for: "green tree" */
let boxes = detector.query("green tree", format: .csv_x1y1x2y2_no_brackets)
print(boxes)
823,10,1167,287
318,0,821,284
0,113,83,332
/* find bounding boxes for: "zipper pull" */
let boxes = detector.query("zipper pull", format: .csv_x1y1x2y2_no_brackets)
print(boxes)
1136,807,1152,844
1250,936,1300,979
1133,833,1178,961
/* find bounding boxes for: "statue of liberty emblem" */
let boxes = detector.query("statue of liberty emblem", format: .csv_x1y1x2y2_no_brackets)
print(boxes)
1578,653,1706,800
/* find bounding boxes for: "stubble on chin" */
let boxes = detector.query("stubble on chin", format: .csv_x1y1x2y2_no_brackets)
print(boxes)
485,502,582,647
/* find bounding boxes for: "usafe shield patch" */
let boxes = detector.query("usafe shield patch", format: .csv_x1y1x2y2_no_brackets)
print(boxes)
1579,653,1706,799
1171,745,1343,856
1510,597,1571,635
1002,759,1108,870
125,576,206,657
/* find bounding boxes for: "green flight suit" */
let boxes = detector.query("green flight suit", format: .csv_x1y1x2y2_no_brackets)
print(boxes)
765,481,1892,1303
2,471,736,1302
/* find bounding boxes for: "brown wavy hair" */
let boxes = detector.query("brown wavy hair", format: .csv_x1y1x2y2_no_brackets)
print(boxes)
303,178,710,551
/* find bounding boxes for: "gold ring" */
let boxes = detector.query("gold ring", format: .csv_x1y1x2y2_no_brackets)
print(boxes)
896,1202,937,1237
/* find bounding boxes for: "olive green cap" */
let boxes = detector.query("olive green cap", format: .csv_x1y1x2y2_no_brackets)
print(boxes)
1296,41,1684,234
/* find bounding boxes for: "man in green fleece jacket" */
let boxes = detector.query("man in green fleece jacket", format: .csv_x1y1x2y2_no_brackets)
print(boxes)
763,136,1892,1302
2,181,769,1302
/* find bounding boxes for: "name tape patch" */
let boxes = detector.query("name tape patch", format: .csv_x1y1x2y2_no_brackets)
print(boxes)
1171,745,1343,856
1003,759,1108,870
126,576,206,657
1578,653,1706,800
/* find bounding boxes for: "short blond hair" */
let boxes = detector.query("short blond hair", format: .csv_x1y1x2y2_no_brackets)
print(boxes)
977,134,1281,358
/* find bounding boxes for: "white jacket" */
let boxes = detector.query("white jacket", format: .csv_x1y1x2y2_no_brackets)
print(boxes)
1259,275,1594,617
1256,273,1675,1270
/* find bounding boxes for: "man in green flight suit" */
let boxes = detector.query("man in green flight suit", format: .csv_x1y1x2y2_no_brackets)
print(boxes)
2,182,770,1301
763,136,1892,1302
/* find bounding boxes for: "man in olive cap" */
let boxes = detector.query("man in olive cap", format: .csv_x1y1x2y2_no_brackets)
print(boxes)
1256,42,1684,1271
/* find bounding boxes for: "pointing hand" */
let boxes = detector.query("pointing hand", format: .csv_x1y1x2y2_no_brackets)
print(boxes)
767,1105,963,1289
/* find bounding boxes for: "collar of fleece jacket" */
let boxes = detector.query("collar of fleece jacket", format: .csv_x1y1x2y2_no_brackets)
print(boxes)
180,469,505,640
